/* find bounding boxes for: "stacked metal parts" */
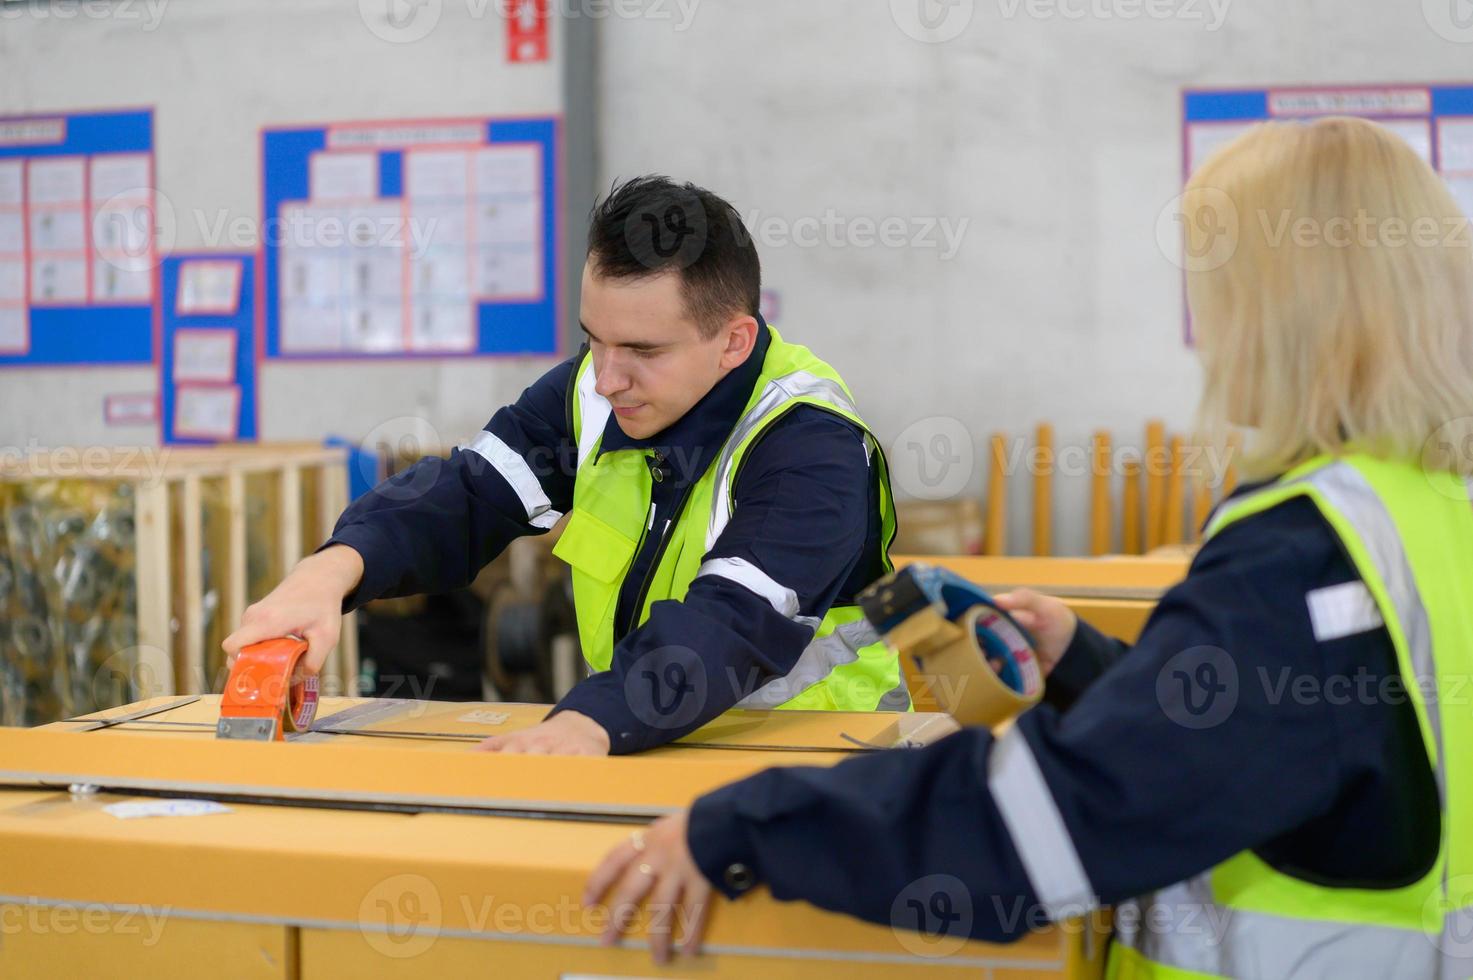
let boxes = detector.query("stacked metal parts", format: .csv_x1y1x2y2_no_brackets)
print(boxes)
0,481,141,725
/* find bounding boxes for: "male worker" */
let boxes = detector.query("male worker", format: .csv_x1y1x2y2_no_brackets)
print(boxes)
223,176,906,755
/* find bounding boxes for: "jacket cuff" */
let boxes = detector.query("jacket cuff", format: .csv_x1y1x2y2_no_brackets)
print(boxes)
687,779,767,899
319,523,398,614
1042,617,1122,711
546,675,655,756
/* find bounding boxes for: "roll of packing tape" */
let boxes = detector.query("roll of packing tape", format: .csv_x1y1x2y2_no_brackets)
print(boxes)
216,636,319,741
912,605,1044,729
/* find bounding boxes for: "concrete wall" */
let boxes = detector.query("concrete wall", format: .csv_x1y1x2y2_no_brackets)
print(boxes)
597,0,1473,552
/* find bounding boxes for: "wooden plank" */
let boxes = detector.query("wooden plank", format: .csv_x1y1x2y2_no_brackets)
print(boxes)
180,474,205,695
133,480,176,697
1089,430,1112,556
1144,420,1167,551
226,468,248,641
1162,436,1186,547
891,554,1189,595
984,433,1008,556
1121,455,1143,555
1032,423,1054,557
278,464,303,578
315,463,345,687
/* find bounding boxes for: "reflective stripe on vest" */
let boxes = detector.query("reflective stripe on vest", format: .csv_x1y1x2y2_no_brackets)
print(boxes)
705,369,869,552
1109,458,1473,980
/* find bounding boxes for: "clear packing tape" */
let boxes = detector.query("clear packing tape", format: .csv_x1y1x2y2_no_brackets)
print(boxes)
860,563,1045,728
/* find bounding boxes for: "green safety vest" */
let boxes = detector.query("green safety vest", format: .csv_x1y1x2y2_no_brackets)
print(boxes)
550,328,908,712
1106,454,1473,979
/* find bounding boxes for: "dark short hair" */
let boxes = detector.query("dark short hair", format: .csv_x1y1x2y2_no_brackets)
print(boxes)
586,175,761,336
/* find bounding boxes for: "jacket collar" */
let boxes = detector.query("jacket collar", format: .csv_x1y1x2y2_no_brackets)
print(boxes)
595,316,772,488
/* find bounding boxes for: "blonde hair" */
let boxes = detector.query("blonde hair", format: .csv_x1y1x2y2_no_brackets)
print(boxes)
1183,116,1473,479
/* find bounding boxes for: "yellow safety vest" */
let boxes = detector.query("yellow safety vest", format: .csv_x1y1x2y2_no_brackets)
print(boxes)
1107,454,1473,979
550,328,907,712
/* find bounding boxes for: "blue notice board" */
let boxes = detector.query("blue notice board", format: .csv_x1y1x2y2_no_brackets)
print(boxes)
261,116,560,361
1183,83,1473,203
0,108,156,367
1180,83,1473,341
160,254,256,445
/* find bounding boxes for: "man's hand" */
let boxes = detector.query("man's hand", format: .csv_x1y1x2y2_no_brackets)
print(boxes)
478,710,611,756
221,545,365,677
584,811,713,964
993,588,1078,674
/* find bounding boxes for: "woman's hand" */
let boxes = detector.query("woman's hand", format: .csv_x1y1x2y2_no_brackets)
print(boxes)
993,588,1078,675
583,811,713,964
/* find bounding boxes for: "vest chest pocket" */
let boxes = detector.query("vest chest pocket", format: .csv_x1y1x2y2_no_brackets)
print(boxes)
552,508,640,670
553,508,639,583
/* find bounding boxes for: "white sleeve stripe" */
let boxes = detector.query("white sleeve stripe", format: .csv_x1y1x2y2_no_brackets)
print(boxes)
696,557,801,620
460,430,555,525
1306,581,1385,642
988,726,1097,918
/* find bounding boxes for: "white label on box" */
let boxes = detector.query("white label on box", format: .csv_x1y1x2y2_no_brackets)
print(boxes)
456,710,511,726
104,799,231,819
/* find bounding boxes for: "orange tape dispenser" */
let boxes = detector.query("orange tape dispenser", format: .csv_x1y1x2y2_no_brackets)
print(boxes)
216,636,320,741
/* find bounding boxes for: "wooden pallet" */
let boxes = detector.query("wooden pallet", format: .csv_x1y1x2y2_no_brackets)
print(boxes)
0,444,359,711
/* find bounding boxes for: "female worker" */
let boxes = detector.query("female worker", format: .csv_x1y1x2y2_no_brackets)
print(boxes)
584,117,1473,978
